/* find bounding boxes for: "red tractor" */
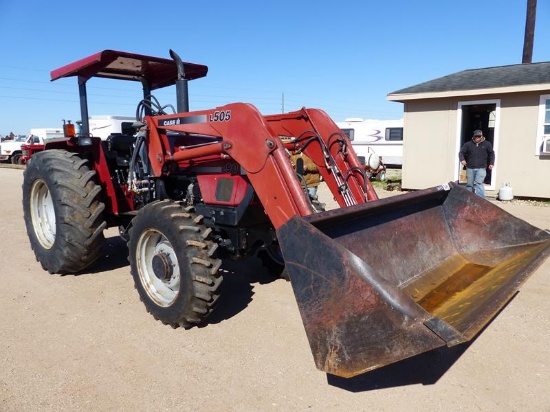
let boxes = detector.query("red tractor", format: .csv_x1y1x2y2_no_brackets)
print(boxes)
22,50,550,378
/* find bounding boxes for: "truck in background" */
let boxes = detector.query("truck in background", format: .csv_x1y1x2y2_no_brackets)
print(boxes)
18,127,67,164
336,118,404,168
0,132,60,165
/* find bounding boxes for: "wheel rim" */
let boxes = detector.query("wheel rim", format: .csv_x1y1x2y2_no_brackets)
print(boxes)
136,229,181,307
30,180,56,249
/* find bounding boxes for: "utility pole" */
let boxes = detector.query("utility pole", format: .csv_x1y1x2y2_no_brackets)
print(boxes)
522,0,537,63
281,92,285,113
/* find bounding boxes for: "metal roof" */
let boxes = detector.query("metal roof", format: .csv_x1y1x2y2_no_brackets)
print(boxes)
50,50,208,90
389,61,550,98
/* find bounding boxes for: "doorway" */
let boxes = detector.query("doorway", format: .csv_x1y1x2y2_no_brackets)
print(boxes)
456,100,499,190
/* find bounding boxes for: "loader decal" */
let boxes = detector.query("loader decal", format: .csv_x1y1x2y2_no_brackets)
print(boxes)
209,110,231,122
158,115,207,127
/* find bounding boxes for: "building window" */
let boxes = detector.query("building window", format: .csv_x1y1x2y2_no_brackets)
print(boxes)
385,127,403,141
537,94,550,155
544,100,550,134
340,128,354,141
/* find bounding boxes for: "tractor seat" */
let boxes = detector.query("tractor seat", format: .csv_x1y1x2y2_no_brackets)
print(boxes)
105,133,135,168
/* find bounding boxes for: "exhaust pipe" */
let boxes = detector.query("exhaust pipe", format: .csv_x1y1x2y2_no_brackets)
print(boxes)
169,49,189,113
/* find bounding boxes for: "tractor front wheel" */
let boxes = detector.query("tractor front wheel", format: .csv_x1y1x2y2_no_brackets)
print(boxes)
128,201,223,328
257,244,289,281
22,150,106,274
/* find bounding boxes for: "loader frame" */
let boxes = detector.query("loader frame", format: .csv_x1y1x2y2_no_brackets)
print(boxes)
48,50,377,229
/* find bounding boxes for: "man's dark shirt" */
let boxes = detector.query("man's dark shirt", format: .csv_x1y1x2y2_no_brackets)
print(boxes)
459,139,495,169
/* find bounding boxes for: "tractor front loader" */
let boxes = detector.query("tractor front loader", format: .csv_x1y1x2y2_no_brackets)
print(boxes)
22,50,550,378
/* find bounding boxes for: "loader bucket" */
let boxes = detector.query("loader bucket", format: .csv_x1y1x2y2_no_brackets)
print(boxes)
277,182,550,378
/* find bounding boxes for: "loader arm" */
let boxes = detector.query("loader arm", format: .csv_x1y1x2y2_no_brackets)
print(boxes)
264,108,379,205
145,103,328,228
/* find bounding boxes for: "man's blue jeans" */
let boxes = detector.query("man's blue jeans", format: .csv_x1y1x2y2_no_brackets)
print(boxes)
466,168,487,198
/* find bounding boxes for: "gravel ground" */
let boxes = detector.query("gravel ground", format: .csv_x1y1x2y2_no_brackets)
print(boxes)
1,165,549,412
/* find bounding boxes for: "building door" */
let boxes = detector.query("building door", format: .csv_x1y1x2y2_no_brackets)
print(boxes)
457,100,499,190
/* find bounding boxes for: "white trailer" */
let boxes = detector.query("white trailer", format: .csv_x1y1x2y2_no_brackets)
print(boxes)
29,127,65,141
336,118,404,168
87,115,136,139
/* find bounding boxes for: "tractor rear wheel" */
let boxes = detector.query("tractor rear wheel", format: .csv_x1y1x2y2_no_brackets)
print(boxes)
128,200,223,328
22,150,106,274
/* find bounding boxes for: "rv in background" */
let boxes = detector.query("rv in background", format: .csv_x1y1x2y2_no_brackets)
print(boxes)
87,115,136,139
337,118,404,168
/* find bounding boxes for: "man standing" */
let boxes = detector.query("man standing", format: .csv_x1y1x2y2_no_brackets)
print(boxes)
459,129,495,198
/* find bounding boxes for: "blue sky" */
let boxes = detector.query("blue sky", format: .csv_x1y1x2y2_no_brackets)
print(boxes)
1,0,549,136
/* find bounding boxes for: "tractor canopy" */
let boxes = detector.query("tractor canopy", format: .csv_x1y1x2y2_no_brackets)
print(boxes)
50,49,208,89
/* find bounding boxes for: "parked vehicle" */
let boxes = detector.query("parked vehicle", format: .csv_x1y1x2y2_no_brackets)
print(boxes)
1,135,39,164
16,128,65,164
21,49,550,378
337,118,403,168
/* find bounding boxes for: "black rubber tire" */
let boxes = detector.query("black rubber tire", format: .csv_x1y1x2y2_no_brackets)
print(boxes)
11,153,21,165
22,150,106,274
128,200,223,328
257,245,289,281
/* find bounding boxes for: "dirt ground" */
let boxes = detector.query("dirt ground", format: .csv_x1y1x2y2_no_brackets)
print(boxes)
1,165,549,412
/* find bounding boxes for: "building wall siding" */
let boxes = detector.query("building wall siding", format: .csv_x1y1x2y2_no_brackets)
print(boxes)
401,90,550,198
402,99,456,189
